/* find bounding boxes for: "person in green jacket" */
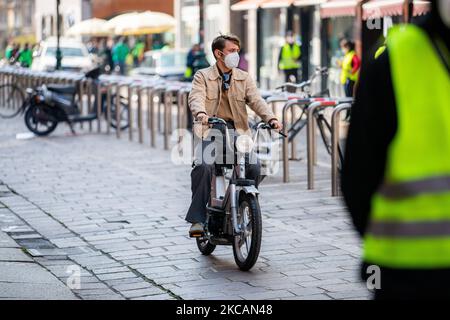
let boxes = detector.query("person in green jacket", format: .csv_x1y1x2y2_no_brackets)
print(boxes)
113,38,130,75
132,38,145,67
18,43,33,68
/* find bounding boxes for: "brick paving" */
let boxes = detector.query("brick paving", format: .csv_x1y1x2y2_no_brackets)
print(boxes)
0,116,370,300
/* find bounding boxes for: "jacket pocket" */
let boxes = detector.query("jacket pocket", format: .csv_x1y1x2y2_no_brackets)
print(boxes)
206,87,219,100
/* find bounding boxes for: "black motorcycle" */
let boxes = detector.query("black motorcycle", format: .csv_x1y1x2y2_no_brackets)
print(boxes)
24,68,129,136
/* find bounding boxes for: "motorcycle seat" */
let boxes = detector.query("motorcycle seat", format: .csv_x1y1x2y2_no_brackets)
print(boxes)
47,84,77,95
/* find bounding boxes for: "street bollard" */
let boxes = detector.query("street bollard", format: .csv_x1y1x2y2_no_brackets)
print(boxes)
331,103,352,197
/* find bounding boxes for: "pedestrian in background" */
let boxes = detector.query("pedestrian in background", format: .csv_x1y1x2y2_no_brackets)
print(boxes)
278,31,301,84
132,38,145,67
342,0,450,300
112,37,129,75
185,43,200,79
18,43,33,68
337,39,360,97
101,38,114,74
238,47,248,71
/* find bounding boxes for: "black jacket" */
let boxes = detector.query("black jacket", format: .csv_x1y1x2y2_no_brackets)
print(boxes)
341,8,450,290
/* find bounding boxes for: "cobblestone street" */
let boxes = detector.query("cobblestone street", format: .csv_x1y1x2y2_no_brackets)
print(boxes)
0,117,369,300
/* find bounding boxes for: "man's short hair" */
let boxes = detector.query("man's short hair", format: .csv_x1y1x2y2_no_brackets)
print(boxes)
211,34,241,58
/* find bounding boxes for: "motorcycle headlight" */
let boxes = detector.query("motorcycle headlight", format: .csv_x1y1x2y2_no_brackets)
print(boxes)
235,135,254,153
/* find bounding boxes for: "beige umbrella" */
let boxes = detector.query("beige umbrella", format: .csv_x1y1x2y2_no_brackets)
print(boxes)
107,11,176,36
66,18,110,37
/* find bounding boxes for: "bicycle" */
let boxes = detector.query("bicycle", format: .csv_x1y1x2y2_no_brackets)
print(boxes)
273,68,349,169
0,83,25,119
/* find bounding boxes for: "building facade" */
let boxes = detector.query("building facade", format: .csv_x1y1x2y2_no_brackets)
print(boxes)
35,0,92,42
0,0,35,54
92,0,174,19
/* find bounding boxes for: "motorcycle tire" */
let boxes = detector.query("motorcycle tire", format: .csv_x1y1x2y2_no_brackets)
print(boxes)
232,193,262,271
24,104,58,136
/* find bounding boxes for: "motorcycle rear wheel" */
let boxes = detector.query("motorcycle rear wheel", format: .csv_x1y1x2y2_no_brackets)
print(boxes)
24,104,58,136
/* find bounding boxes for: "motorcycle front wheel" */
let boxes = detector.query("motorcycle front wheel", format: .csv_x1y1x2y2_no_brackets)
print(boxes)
232,193,262,271
24,104,58,136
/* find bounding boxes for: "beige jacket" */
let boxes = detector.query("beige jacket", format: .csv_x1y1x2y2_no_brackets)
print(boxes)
189,64,277,137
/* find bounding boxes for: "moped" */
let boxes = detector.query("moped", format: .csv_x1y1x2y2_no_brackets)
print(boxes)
24,67,129,136
195,117,284,271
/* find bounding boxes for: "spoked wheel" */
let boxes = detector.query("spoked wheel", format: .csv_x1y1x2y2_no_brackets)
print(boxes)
0,84,24,119
196,235,216,256
233,194,262,271
109,97,129,131
24,104,58,136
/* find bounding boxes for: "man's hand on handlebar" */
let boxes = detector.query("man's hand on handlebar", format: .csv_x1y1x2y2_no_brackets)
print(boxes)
196,112,209,125
269,119,283,131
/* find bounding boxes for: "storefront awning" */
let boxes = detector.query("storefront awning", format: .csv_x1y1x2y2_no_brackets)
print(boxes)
294,0,328,7
260,0,294,8
320,0,358,18
231,0,325,10
231,0,267,11
362,0,431,19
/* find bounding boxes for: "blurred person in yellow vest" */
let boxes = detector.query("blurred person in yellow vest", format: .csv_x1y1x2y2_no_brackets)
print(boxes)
278,31,301,84
342,0,450,300
337,39,360,97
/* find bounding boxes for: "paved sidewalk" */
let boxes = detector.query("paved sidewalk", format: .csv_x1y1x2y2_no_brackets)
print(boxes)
0,221,77,299
0,117,370,300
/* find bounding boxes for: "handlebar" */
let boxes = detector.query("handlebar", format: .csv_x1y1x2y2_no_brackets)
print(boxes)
275,67,328,91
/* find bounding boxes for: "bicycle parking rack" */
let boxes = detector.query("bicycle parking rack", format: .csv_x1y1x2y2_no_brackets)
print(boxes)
331,102,352,197
1,66,357,194
163,84,184,150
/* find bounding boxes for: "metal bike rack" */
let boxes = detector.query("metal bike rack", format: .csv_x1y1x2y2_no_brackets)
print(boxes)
115,81,127,139
105,80,116,135
147,84,165,148
177,86,190,131
281,99,310,183
163,84,181,150
96,79,103,133
331,102,352,197
136,84,146,144
128,82,136,142
306,100,337,190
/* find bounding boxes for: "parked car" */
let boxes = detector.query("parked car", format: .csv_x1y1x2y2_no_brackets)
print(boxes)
129,49,187,81
31,37,97,73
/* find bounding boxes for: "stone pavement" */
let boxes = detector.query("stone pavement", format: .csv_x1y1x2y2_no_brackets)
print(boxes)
0,221,77,299
0,116,370,300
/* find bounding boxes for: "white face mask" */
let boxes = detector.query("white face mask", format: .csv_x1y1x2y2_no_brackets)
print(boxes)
221,51,240,69
438,0,450,28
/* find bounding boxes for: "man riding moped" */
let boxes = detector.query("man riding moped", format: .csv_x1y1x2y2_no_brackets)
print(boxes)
186,34,283,238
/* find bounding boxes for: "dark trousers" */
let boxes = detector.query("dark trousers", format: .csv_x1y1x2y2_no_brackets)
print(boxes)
284,68,299,83
185,141,261,224
344,79,355,97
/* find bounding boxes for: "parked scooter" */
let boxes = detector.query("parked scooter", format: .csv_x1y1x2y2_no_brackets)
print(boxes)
24,67,129,136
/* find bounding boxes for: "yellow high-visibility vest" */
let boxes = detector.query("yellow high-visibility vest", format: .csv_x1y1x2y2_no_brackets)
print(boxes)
364,25,450,269
278,43,301,70
340,50,358,84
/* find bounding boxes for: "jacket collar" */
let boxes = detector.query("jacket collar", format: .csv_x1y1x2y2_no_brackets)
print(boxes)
208,63,246,81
